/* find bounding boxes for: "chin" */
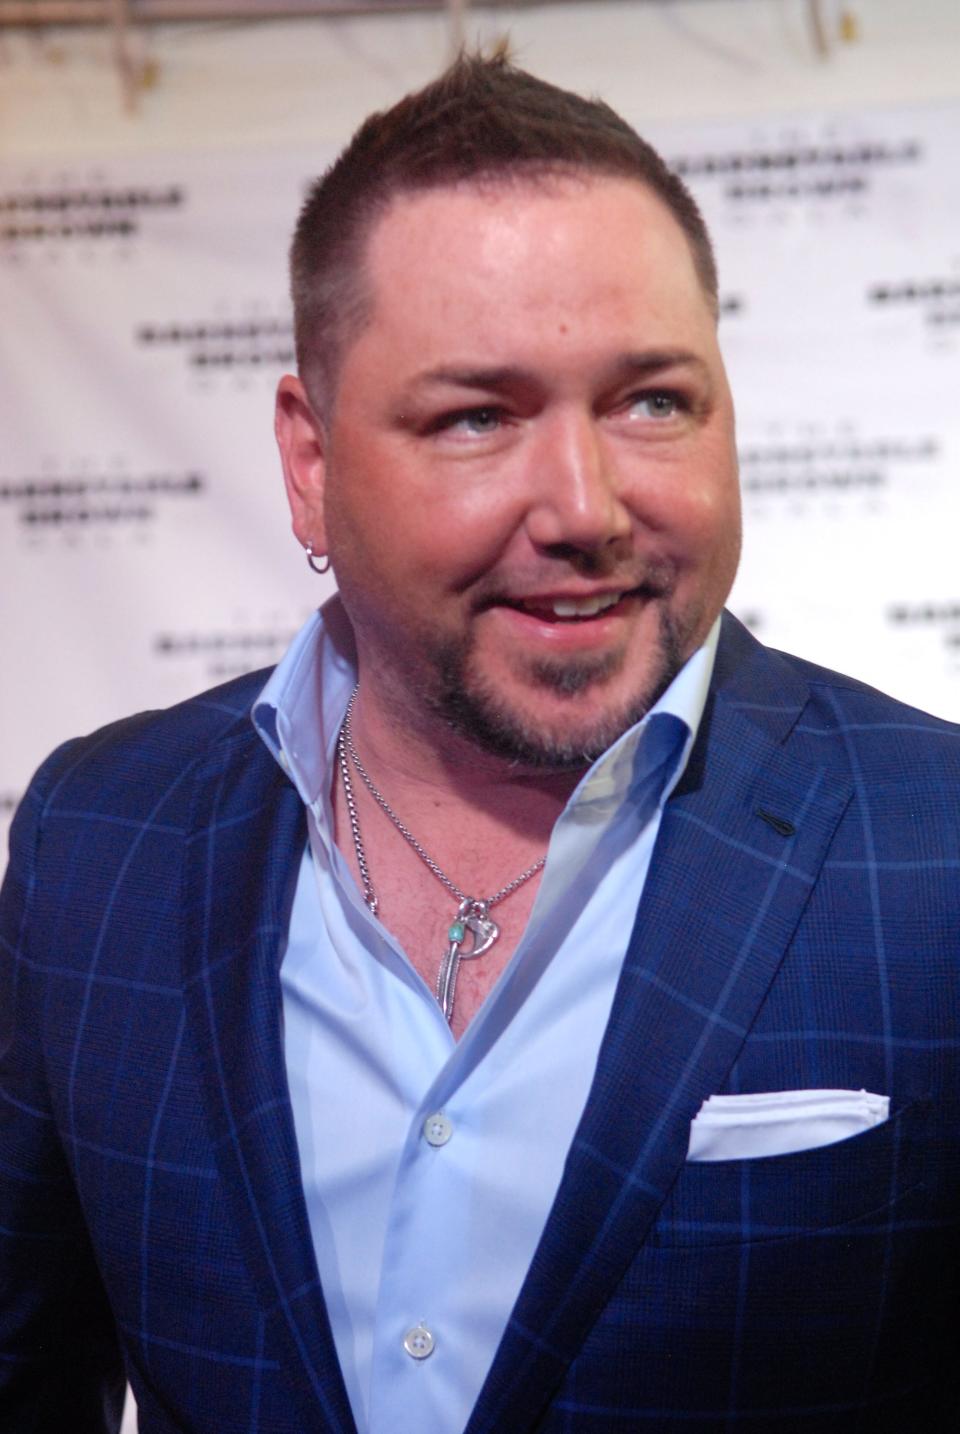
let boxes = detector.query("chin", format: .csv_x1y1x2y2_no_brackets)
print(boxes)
425,619,685,771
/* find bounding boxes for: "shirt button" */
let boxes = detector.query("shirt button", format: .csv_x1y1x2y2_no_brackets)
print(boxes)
403,1323,435,1360
422,1112,453,1147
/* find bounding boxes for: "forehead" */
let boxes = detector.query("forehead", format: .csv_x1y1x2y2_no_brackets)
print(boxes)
350,175,714,366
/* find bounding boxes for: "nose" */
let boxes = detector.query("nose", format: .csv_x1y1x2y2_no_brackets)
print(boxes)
523,410,632,556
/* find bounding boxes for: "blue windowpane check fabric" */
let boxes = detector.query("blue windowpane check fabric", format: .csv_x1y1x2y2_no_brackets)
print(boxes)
1,610,959,1433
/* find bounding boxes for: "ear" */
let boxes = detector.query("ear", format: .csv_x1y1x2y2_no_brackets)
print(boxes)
275,374,329,555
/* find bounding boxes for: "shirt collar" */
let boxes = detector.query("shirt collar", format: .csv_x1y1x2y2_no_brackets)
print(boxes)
252,593,356,814
561,619,717,819
252,595,718,825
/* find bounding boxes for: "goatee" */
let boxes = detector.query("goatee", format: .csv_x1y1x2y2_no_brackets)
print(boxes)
425,612,685,770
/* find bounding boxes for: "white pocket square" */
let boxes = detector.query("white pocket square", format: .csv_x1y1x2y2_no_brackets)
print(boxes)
687,1088,890,1162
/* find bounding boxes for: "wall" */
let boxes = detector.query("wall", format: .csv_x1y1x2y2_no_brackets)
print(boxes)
5,0,960,156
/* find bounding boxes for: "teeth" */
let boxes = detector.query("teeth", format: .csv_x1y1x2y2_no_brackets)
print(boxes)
550,592,622,618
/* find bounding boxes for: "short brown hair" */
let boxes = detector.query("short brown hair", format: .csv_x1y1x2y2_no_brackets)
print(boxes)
290,50,718,412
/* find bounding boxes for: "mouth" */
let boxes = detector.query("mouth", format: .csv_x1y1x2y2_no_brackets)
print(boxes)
495,588,637,623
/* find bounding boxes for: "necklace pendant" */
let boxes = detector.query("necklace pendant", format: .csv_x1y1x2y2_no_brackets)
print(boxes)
436,898,500,1023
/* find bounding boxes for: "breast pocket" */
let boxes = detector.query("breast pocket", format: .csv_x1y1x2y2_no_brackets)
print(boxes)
648,1096,932,1248
565,1095,952,1422
571,1098,957,1423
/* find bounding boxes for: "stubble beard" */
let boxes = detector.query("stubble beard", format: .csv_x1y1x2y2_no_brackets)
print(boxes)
423,607,686,771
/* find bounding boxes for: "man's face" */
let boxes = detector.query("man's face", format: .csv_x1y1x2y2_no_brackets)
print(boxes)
279,175,741,769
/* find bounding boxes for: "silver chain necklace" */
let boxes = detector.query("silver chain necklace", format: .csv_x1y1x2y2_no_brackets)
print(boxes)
337,686,546,1023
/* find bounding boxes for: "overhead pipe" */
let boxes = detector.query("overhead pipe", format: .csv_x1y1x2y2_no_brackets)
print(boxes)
0,0,554,25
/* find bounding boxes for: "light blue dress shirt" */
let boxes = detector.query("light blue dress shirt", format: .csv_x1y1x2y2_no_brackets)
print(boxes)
253,597,718,1434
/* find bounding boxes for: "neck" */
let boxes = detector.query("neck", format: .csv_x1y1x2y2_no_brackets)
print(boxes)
345,671,587,844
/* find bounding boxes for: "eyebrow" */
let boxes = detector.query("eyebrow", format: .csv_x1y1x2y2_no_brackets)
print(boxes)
408,349,710,394
408,364,535,394
610,349,711,382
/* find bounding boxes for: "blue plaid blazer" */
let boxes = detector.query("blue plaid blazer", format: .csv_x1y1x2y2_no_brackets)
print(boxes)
2,612,959,1433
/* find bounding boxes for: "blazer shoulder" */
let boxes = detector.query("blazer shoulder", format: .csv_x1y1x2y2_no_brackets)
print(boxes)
21,667,275,831
779,648,960,746
716,611,960,777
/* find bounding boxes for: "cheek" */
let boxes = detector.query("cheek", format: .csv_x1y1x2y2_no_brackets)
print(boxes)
668,442,740,547
323,449,404,560
323,464,464,616
644,480,737,557
641,465,740,612
694,480,741,552
401,469,534,588
686,482,742,604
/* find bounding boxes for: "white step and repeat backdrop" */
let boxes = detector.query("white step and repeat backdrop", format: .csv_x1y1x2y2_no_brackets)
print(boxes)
3,98,960,858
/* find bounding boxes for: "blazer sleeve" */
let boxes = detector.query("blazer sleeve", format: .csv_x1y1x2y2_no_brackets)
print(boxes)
0,749,126,1434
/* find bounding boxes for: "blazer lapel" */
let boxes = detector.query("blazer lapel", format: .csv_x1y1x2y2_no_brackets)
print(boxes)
180,721,356,1434
467,617,854,1434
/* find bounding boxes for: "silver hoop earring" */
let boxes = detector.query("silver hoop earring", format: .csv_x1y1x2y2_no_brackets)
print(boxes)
305,541,331,575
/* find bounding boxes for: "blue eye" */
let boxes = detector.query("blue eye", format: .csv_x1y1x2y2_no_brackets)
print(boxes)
628,391,680,419
452,407,502,435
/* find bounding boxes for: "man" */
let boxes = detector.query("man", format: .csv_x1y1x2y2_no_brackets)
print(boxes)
1,53,958,1434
